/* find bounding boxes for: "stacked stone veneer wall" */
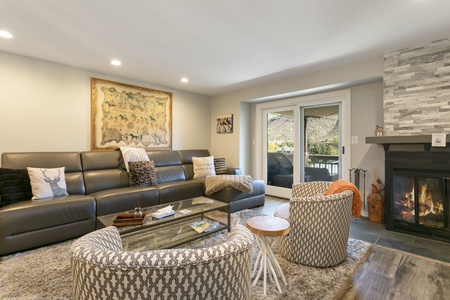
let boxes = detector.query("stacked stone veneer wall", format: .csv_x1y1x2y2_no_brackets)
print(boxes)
383,38,450,135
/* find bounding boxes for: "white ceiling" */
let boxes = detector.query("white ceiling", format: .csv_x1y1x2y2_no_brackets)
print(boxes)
1,0,450,96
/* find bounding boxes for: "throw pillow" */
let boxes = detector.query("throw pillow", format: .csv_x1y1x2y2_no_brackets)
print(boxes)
214,157,228,175
27,167,68,200
0,168,33,207
128,160,158,187
120,147,149,172
192,156,216,179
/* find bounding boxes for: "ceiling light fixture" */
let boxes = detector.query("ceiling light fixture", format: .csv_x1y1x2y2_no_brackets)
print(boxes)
110,59,121,66
180,77,189,83
0,30,13,39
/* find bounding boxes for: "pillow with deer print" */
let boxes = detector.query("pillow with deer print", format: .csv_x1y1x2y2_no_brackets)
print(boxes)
27,167,68,200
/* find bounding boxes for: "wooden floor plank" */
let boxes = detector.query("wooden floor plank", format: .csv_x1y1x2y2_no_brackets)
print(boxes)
340,246,450,300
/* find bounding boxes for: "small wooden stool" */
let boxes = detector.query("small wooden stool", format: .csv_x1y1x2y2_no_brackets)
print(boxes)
246,216,290,295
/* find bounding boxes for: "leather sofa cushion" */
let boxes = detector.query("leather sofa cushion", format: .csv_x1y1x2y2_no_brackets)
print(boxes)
0,195,95,237
84,169,129,195
147,150,182,167
1,152,86,195
157,180,204,204
155,165,186,183
81,151,123,171
0,195,96,255
178,150,211,180
93,186,159,216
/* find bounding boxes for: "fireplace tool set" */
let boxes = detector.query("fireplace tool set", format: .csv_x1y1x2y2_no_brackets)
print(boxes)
348,168,367,209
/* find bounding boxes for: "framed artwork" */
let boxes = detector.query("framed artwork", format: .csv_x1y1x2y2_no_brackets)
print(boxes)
91,78,172,150
216,114,233,134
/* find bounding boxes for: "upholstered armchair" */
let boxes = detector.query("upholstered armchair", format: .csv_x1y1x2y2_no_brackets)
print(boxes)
70,225,254,300
274,181,353,267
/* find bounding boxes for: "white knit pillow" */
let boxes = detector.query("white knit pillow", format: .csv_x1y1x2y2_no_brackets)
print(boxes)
192,156,216,178
120,147,149,172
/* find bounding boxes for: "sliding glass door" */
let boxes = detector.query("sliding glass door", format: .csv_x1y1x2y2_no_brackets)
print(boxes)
256,90,350,198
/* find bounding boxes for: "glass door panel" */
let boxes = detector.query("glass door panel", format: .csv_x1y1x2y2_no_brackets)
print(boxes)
266,110,295,189
302,104,340,182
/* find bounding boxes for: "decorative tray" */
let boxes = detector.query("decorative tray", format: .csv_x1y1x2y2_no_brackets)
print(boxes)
112,212,147,227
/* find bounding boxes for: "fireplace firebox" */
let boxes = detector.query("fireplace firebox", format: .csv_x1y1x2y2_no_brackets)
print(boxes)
367,135,450,243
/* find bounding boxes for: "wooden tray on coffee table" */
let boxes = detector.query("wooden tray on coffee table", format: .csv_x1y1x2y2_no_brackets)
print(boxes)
112,212,147,227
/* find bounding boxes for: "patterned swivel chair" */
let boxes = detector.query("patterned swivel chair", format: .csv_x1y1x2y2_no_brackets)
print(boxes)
70,225,254,300
274,181,353,267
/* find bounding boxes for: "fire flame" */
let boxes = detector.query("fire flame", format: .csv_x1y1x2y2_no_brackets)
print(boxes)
398,183,443,218
418,183,443,216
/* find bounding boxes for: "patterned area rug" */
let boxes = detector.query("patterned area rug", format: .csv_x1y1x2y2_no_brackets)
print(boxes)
0,209,371,300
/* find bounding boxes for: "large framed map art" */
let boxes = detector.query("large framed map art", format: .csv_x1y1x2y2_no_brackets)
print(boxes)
91,78,172,150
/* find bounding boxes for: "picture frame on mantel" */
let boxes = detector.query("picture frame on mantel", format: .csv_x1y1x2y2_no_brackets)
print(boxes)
216,114,233,134
91,78,172,150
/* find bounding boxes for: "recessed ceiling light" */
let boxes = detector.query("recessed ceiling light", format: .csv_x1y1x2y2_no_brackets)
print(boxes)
180,77,189,83
0,30,13,39
110,59,121,66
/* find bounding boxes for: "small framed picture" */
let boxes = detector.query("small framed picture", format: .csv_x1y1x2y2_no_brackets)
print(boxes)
216,114,233,134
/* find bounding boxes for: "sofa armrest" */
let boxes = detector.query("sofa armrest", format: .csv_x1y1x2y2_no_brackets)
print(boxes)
227,167,242,175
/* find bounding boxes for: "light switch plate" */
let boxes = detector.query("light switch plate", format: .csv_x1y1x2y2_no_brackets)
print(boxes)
351,136,358,144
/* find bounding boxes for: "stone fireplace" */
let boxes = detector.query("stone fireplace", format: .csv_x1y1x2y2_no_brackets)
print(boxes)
365,38,450,241
367,136,450,242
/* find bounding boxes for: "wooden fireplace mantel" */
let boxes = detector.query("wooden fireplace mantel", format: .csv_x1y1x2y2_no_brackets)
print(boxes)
366,134,450,151
366,134,450,145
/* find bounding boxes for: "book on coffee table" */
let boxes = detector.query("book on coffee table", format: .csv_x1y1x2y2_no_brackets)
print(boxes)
189,220,211,233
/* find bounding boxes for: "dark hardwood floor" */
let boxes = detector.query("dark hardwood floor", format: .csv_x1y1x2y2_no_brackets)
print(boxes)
252,196,450,300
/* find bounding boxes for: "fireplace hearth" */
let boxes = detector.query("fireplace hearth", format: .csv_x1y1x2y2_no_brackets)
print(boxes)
367,135,450,243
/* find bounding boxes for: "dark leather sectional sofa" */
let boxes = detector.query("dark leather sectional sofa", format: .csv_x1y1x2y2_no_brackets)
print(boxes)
0,149,265,255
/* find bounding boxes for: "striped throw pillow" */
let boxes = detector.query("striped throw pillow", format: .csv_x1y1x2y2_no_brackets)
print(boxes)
214,158,228,175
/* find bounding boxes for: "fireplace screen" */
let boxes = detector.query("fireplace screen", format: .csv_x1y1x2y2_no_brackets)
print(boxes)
392,176,445,228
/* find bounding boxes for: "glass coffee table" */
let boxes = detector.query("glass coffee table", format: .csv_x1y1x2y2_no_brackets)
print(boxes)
97,196,230,251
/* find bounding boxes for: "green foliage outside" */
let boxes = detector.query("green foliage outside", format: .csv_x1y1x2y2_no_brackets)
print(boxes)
268,141,294,153
307,136,339,155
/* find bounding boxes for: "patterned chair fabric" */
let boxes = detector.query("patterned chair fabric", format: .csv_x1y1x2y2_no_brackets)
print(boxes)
70,224,254,300
274,181,353,267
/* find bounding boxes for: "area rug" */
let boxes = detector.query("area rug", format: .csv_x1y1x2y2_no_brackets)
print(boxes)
0,209,371,300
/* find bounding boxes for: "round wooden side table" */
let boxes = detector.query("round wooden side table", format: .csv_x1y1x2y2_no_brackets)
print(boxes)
246,216,290,295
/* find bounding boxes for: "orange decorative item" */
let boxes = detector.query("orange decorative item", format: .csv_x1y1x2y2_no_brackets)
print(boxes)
325,179,362,218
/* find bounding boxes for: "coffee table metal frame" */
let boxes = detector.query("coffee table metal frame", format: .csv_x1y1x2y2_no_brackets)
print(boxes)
97,196,230,250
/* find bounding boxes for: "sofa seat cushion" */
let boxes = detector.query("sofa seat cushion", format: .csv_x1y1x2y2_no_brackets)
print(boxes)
157,180,204,204
0,195,96,255
92,186,159,216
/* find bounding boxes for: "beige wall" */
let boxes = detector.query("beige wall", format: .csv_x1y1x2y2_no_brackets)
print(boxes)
1,50,386,185
0,51,211,158
211,56,385,177
350,82,385,184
